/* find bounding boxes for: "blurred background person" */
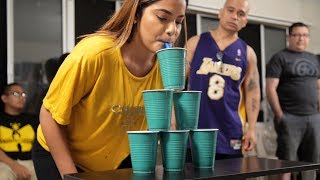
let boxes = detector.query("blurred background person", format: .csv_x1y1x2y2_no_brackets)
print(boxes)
0,83,39,180
266,22,320,180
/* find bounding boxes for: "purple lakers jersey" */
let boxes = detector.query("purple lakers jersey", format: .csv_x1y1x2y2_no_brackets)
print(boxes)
189,32,248,155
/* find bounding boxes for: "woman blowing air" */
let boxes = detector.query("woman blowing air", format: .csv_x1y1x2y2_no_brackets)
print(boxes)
32,0,188,179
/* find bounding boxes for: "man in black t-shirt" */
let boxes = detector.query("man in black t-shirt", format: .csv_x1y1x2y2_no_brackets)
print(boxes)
0,83,38,180
266,22,320,180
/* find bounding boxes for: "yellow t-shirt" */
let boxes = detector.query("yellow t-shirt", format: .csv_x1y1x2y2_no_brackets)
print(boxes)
37,36,163,171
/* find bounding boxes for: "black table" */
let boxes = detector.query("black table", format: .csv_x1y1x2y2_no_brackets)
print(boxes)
64,157,320,180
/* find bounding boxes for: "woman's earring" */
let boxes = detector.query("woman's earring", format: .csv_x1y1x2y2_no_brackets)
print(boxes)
134,20,137,24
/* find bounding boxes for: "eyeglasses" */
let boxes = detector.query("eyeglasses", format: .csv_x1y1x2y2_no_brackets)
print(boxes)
7,91,27,98
290,33,309,38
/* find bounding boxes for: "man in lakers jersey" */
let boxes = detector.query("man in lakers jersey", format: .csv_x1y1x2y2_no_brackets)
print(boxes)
186,0,260,159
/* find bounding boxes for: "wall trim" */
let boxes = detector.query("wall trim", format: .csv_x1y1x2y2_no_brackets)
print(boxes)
188,4,294,27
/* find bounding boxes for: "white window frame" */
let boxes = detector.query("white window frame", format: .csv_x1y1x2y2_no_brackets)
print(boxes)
6,0,14,83
63,0,75,53
6,0,75,83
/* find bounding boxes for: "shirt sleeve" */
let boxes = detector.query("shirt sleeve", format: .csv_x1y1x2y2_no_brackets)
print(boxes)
266,52,283,78
316,55,320,79
43,51,99,125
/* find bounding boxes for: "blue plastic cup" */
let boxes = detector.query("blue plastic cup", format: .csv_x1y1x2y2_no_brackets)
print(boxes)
142,89,173,131
173,91,201,130
160,130,189,171
190,129,219,169
156,48,186,90
127,131,159,173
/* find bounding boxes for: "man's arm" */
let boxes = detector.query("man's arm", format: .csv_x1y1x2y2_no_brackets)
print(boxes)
40,105,77,178
318,79,320,112
0,149,31,179
266,78,283,120
170,106,176,130
242,46,260,151
185,35,200,81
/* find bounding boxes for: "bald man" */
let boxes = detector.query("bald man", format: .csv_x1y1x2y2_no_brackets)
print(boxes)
186,0,260,160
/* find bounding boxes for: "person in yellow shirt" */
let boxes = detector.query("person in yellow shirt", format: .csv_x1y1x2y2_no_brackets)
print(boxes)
31,0,188,179
0,83,38,180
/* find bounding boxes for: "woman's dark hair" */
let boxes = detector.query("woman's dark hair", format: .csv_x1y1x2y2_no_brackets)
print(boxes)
289,22,309,35
2,83,23,95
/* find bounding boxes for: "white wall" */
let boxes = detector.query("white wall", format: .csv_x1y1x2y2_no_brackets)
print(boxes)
301,0,320,54
188,0,320,54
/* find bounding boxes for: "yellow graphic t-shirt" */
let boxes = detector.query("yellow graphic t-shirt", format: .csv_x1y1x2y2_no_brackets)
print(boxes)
37,36,163,171
0,113,38,160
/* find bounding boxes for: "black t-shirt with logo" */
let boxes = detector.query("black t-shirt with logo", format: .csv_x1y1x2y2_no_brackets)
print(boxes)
266,48,320,115
0,112,39,160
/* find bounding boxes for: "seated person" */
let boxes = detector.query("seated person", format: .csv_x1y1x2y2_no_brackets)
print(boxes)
0,83,39,180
